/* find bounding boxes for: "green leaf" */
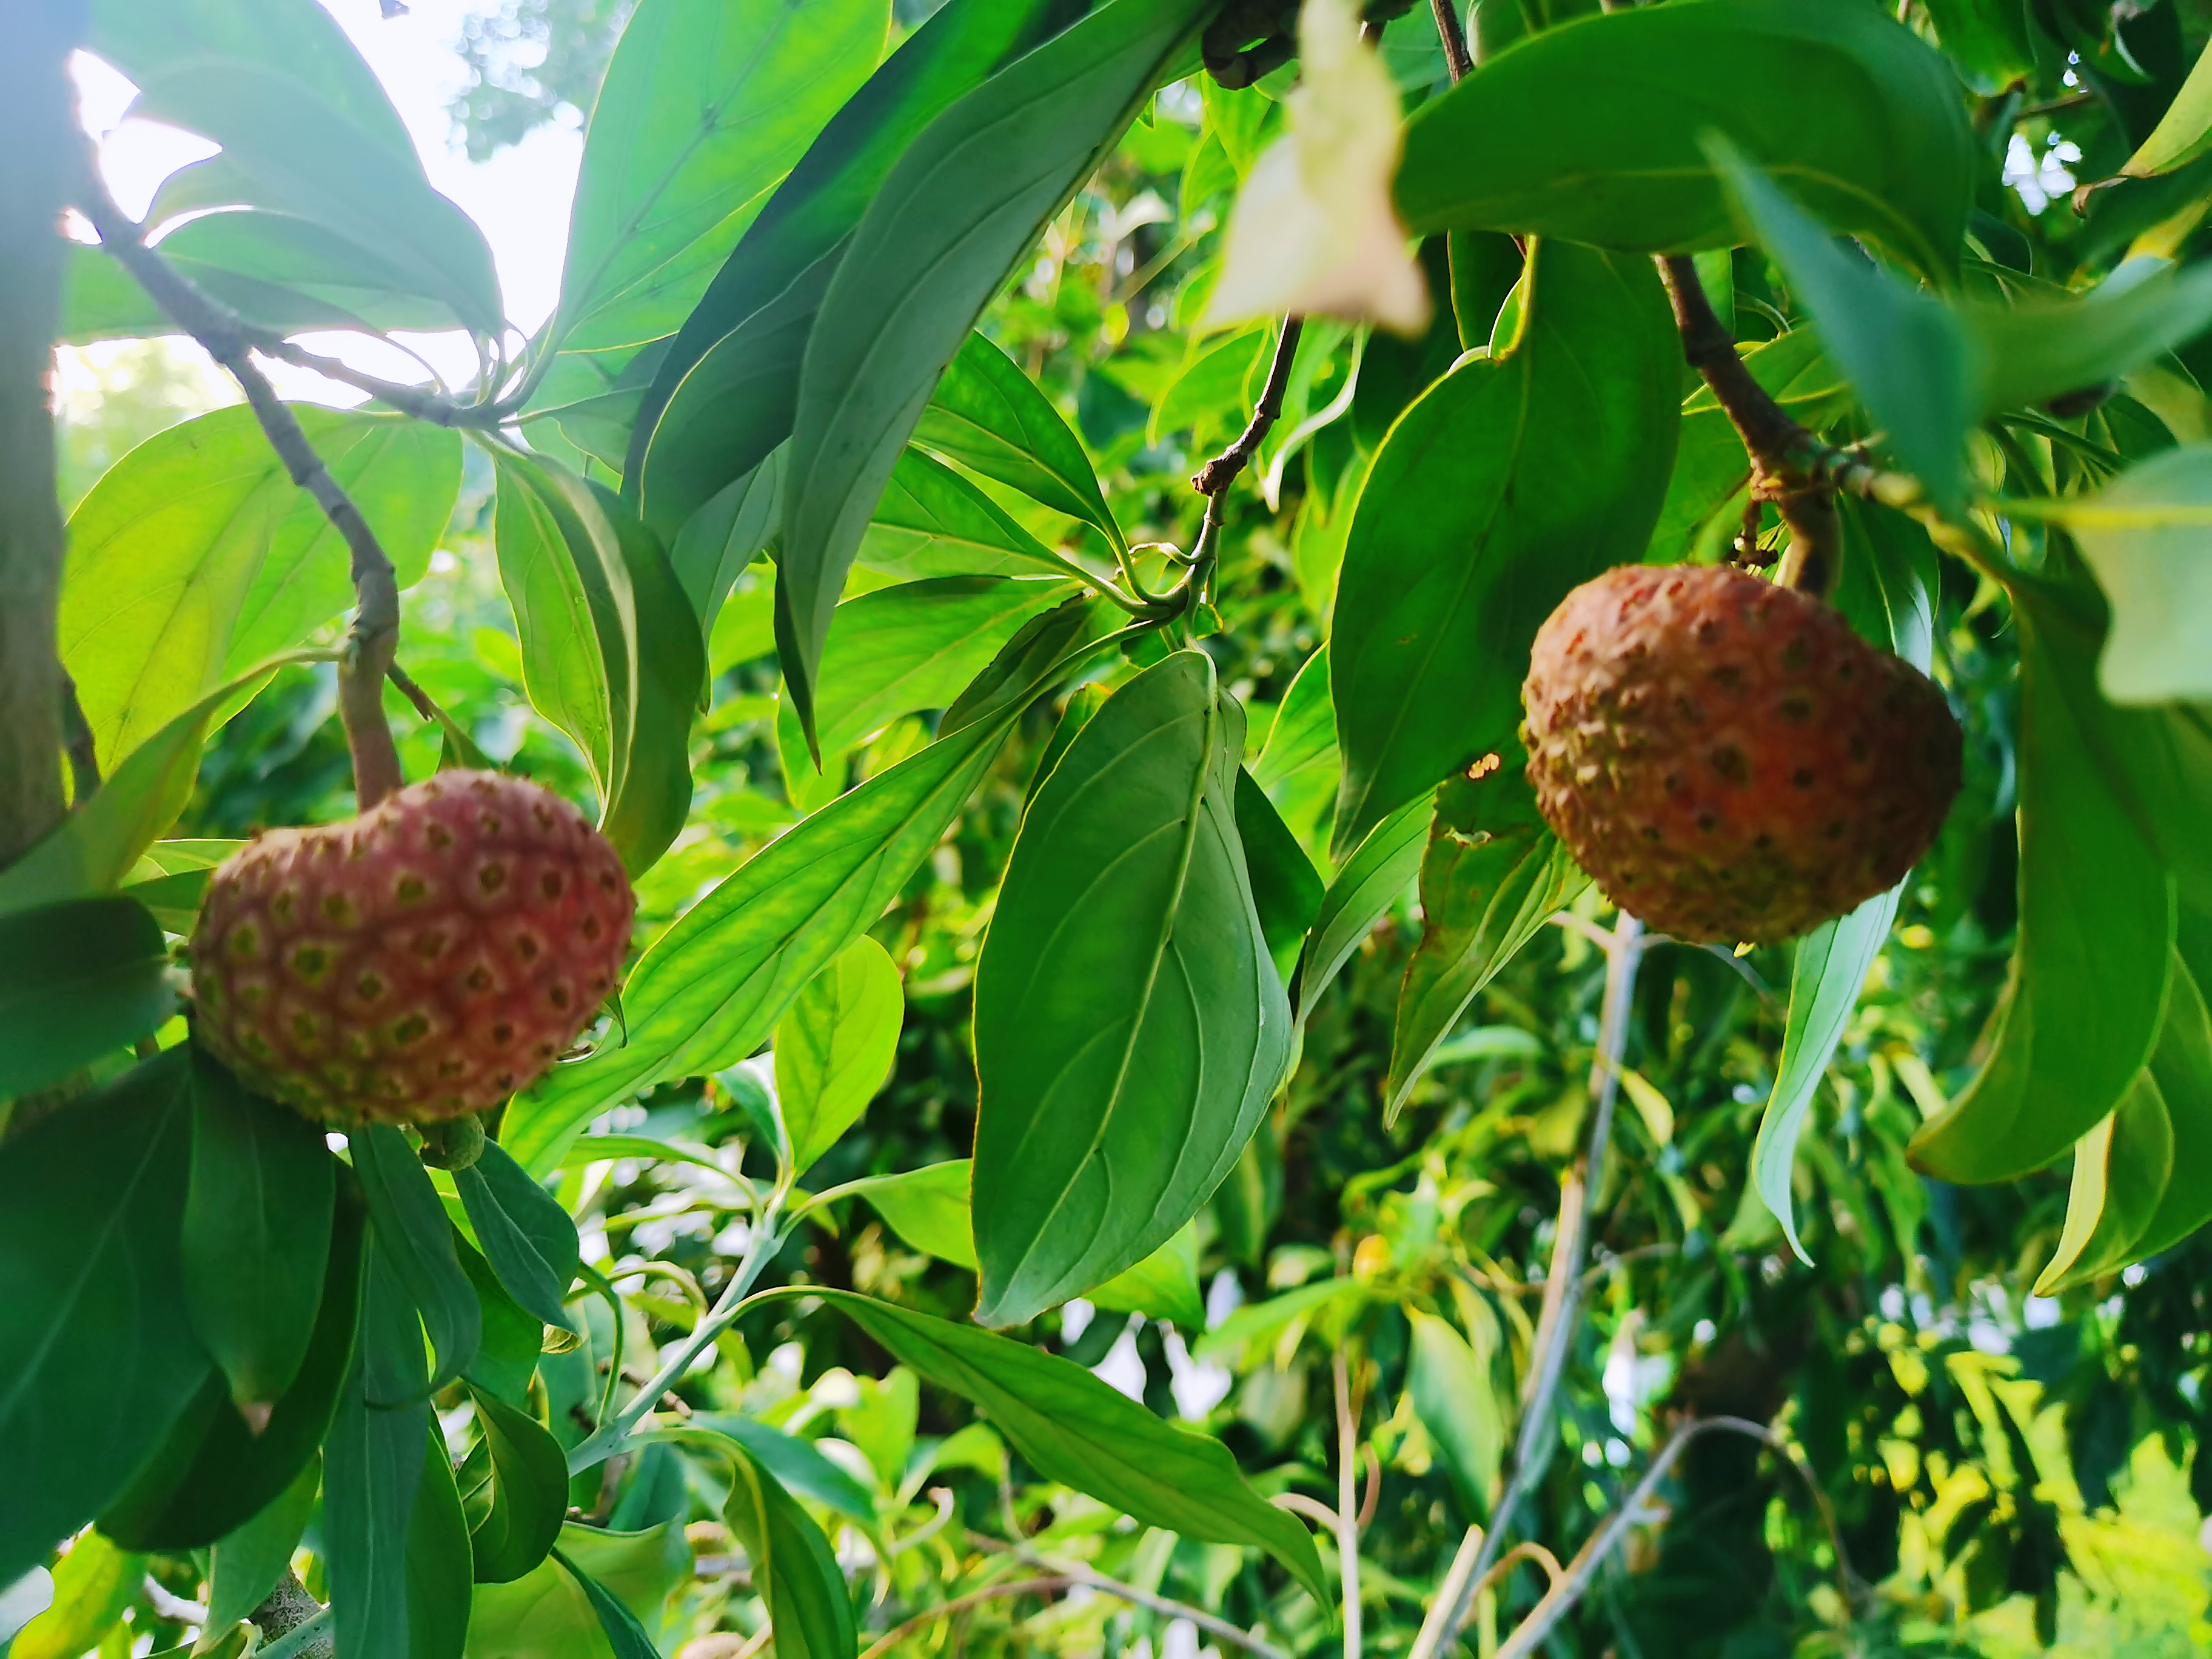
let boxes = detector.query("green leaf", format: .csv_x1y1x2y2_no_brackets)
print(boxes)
714,1449,858,1659
351,1124,482,1396
1087,1224,1206,1331
823,1159,977,1267
499,598,1115,1175
782,1288,1329,1601
626,0,1074,500
1329,240,1680,854
2033,1076,2174,1296
61,406,458,770
465,1386,569,1584
7,1531,142,1659
551,0,886,355
88,0,415,158
101,1191,363,1552
1296,795,1429,1016
0,665,288,921
1394,0,1972,276
0,1053,206,1583
586,481,702,877
206,1455,319,1630
2047,443,2212,704
549,1550,666,1659
912,332,1123,550
129,58,501,333
184,1050,334,1418
775,934,903,1176
410,1436,474,1659
774,575,1080,793
1920,0,2036,97
972,652,1291,1326
2114,31,2212,179
494,451,639,817
1970,267,2212,418
1233,768,1324,984
776,0,1207,738
457,1237,548,1409
468,1523,690,1659
0,897,173,1094
1406,1307,1503,1524
1386,769,1587,1125
325,1236,433,1659
1910,591,2177,1183
681,1419,877,1526
859,446,1070,580
2134,943,2212,1257
669,454,783,639
1250,645,1338,868
455,1141,581,1333
1748,498,1936,1258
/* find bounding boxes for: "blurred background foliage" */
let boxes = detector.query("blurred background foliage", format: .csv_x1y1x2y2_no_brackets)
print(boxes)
61,0,2212,1654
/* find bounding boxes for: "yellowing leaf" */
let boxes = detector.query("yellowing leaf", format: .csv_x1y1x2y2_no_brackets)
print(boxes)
1204,0,1429,335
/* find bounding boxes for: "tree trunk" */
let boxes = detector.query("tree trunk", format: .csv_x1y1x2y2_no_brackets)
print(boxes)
0,0,87,867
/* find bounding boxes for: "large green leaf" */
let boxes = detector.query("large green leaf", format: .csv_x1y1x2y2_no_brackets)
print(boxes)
129,59,501,333
2033,1075,2174,1296
587,481,703,877
1295,794,1429,1016
325,1238,433,1659
785,1289,1329,1601
1330,240,1679,854
776,0,1207,740
455,1142,581,1333
89,0,414,157
469,1523,691,1659
204,1455,318,1629
679,1419,876,1526
493,451,640,814
1406,1307,1503,1524
625,0,1073,497
859,446,1070,580
972,651,1290,1327
1910,595,2177,1183
911,331,1124,551
352,1124,482,1397
822,1159,977,1266
1235,768,1325,984
410,1435,475,1659
8,1532,141,1659
1087,1224,1206,1331
183,1051,333,1419
0,1053,207,1582
1386,769,1586,1125
1394,0,1972,275
100,1191,363,1551
551,0,886,355
2134,944,2212,1257
716,1446,857,1659
773,575,1079,790
1250,645,1338,868
2048,443,2212,705
500,599,1115,1175
0,897,175,1095
2113,30,2212,180
61,407,458,769
775,934,903,1176
464,1386,570,1585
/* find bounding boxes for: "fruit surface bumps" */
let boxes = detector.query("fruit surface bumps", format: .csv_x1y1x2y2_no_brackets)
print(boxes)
191,770,634,1123
1522,563,1962,945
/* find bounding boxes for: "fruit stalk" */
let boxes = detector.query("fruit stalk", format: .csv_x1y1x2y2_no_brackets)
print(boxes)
1654,253,1843,601
74,164,407,809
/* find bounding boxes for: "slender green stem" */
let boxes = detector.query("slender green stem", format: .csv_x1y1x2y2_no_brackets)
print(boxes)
566,1179,792,1473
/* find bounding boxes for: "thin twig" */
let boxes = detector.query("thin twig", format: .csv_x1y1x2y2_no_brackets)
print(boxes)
1272,1491,1343,1532
1477,1541,1563,1599
1430,0,1473,80
1409,913,1647,1659
1334,1349,1363,1659
967,1533,1291,1658
858,1579,1075,1659
386,662,441,724
1193,320,1304,498
141,1576,208,1625
76,168,406,808
59,671,99,802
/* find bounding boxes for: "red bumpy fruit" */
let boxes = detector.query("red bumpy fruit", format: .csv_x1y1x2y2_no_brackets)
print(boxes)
190,770,634,1124
1521,563,1963,945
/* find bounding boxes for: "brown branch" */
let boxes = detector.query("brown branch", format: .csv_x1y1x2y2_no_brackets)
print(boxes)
967,1532,1292,1658
1430,0,1473,81
59,670,99,803
1654,255,1842,598
1193,318,1304,498
76,168,406,809
858,1578,1074,1659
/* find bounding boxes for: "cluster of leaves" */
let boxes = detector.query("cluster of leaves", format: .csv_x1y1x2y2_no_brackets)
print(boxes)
14,0,2212,1656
